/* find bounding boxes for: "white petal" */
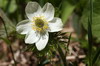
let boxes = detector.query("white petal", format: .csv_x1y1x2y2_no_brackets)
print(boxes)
25,31,40,44
16,19,32,34
42,3,54,21
25,2,42,21
36,32,49,51
48,17,63,32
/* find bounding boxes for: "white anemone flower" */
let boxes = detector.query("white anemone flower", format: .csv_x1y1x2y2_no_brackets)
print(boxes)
16,2,63,51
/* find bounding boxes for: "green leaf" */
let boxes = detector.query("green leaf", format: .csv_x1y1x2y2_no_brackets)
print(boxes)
0,9,15,38
88,17,93,66
92,48,100,65
8,0,17,13
81,0,100,42
61,0,76,24
0,37,11,45
0,0,7,8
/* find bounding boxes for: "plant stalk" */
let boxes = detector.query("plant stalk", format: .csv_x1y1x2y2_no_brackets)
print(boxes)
88,0,93,66
1,17,16,66
55,43,68,66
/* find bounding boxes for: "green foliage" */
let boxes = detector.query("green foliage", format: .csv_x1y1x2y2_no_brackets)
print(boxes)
81,0,100,42
7,0,17,13
88,17,93,66
0,0,7,8
92,48,100,65
0,0,17,13
0,9,15,38
0,37,11,45
61,0,76,24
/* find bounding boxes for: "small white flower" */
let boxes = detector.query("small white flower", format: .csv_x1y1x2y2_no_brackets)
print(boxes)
16,2,63,51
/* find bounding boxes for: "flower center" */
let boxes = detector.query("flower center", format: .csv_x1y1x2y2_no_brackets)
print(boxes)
35,19,44,28
32,16,49,32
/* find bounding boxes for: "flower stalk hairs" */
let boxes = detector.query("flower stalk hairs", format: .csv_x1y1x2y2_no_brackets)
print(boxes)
16,2,63,51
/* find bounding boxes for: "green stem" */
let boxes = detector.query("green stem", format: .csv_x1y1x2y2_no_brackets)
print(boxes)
88,0,93,66
1,17,16,66
55,43,68,66
5,0,11,13
88,18,92,66
67,32,72,49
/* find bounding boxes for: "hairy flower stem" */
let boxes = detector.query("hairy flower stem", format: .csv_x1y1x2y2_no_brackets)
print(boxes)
1,17,16,66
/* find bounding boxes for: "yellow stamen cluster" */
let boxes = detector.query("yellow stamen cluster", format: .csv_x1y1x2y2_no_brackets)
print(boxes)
32,16,48,32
